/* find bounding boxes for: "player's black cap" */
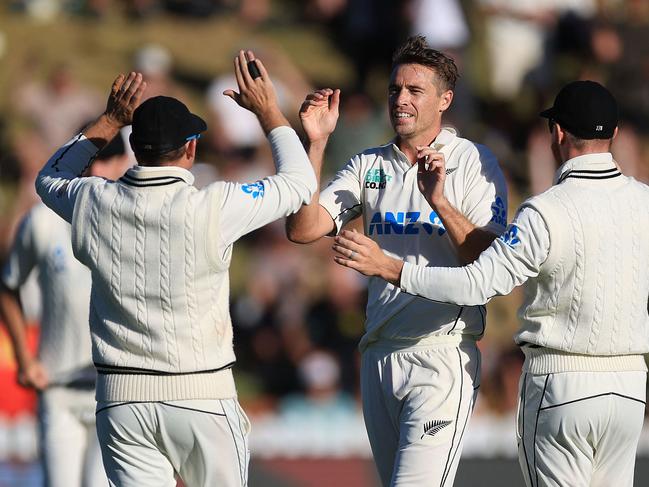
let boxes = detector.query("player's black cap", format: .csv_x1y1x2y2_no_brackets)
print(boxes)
540,80,618,140
129,96,207,155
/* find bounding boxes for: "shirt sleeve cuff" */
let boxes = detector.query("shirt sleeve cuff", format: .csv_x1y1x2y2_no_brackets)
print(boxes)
399,261,415,294
266,125,294,141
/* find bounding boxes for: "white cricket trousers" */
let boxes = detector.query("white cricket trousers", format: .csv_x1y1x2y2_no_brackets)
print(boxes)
517,370,646,487
95,398,251,487
361,337,480,487
38,387,107,487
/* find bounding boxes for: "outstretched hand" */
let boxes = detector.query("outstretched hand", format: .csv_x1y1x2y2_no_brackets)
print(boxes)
299,88,340,143
105,72,147,128
332,230,404,286
223,50,286,133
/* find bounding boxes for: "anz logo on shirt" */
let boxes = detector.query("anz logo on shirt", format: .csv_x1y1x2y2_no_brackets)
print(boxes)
490,196,507,227
364,168,392,190
241,181,265,199
499,224,520,248
368,211,446,236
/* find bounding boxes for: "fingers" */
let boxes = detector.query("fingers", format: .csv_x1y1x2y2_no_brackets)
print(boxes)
233,55,246,92
339,229,369,244
330,89,341,114
238,50,254,86
223,89,239,102
131,79,147,107
124,73,144,103
111,74,125,96
333,255,359,269
416,146,444,160
333,235,361,254
248,50,269,81
111,72,145,105
302,89,334,105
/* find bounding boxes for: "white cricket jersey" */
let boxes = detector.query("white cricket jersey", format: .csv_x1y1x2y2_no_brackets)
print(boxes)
2,203,94,385
319,127,508,349
401,152,649,365
35,126,316,401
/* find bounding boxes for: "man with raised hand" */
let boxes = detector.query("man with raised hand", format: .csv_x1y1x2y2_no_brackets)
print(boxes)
35,51,316,487
333,81,649,487
286,35,508,486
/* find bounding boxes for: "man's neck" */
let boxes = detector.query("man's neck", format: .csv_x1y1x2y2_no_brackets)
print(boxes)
396,129,442,164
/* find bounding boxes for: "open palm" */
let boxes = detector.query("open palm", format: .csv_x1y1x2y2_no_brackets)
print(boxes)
299,89,340,142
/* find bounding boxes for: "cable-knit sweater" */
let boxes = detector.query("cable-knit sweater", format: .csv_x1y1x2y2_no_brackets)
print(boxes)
400,153,649,372
36,126,316,400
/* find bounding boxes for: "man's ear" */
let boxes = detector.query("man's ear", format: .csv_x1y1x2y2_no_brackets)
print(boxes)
555,124,566,145
185,139,197,161
439,90,454,113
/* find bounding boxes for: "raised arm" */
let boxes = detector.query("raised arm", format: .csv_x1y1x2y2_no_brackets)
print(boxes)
285,88,341,243
35,72,146,222
216,51,318,245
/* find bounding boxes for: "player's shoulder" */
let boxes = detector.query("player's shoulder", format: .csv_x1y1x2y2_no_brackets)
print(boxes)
626,175,649,195
22,203,54,229
354,142,394,161
30,202,70,235
442,128,498,167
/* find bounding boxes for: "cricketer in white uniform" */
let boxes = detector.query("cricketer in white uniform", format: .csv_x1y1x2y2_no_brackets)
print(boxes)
333,81,649,487
34,54,316,487
1,205,106,487
0,135,130,487
286,36,508,486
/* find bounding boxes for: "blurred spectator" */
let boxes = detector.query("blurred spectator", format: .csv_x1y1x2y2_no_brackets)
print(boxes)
478,0,596,100
281,350,356,415
13,63,102,152
322,0,406,92
406,0,470,51
133,44,187,102
324,89,389,174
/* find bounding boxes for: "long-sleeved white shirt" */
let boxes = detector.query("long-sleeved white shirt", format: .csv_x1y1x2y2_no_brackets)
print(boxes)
400,152,649,371
1,203,95,386
319,127,508,349
36,126,316,401
401,206,549,307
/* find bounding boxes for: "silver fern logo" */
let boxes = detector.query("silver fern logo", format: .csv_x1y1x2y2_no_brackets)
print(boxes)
421,420,452,439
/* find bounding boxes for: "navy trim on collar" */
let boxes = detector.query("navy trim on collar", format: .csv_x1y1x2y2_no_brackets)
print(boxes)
557,167,621,184
119,172,186,187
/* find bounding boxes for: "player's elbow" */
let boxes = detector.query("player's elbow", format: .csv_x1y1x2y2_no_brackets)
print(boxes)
285,224,318,244
34,173,48,200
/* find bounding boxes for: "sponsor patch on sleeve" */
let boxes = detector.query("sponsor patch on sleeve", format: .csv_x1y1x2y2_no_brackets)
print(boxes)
498,224,520,248
490,196,507,226
241,181,265,199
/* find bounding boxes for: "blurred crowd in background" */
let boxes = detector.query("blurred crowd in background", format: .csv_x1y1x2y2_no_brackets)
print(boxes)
2,0,649,475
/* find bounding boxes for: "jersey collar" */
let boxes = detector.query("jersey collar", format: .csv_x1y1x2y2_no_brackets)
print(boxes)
388,126,458,166
554,152,620,185
121,165,195,187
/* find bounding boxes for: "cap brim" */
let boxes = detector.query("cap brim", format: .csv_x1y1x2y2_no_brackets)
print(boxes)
189,113,207,135
539,107,555,119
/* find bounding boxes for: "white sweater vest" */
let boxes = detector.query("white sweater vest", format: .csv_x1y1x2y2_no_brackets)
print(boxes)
517,172,649,358
72,171,239,400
